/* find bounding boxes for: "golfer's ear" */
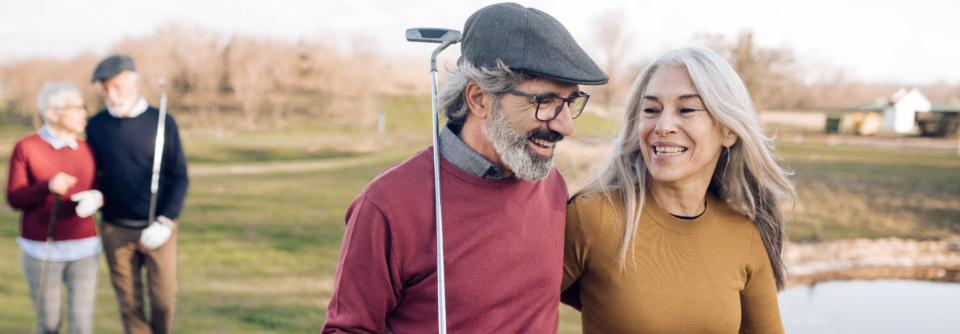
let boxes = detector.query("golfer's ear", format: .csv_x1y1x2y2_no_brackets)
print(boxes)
465,81,491,119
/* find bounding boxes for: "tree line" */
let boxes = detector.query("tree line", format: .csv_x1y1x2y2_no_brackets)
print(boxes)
2,21,957,133
587,12,959,115
0,24,394,132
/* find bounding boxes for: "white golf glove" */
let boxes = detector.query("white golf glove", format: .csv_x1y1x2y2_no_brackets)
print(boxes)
140,216,175,250
70,190,103,218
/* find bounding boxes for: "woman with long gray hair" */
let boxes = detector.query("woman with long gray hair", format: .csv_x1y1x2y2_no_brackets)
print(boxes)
561,47,794,333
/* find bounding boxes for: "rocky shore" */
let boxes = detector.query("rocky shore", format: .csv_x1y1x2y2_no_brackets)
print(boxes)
785,237,960,287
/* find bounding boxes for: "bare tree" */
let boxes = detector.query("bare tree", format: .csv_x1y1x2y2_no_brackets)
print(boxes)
225,35,297,130
0,53,100,129
298,32,384,125
705,31,799,113
167,25,224,125
591,11,635,110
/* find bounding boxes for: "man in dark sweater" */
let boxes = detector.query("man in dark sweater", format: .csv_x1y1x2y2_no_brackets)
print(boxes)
322,3,607,333
86,55,189,334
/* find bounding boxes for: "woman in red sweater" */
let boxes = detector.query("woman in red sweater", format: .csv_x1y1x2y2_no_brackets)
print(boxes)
7,82,103,334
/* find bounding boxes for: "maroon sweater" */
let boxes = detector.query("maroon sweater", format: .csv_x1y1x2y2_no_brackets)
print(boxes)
322,147,568,334
6,134,97,241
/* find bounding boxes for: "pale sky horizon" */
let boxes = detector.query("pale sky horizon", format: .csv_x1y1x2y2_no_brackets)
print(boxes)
1,0,958,85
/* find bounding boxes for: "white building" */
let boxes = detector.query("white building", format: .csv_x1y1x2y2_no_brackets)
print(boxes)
883,88,932,133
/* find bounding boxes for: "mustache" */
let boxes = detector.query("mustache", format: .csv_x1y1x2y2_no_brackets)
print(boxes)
525,128,564,143
105,95,137,104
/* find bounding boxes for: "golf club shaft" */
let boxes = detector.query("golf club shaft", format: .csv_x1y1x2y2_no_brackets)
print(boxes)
36,193,61,311
148,84,168,224
431,68,448,334
423,39,456,334
406,30,458,333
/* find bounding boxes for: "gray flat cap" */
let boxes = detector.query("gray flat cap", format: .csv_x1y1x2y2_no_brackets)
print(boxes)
91,55,135,82
459,3,608,85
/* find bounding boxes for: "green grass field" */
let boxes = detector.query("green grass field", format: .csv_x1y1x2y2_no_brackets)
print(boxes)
779,142,960,241
0,98,958,333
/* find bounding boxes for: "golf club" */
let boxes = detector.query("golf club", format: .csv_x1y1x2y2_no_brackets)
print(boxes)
147,79,168,226
36,193,62,314
405,27,460,334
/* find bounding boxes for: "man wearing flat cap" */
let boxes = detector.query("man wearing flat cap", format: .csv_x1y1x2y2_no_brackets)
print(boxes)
322,3,607,333
86,54,189,334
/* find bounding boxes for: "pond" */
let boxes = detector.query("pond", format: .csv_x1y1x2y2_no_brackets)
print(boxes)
779,279,960,333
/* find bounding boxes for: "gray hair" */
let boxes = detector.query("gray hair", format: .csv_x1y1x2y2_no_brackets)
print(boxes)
437,60,532,125
36,82,82,122
575,47,796,290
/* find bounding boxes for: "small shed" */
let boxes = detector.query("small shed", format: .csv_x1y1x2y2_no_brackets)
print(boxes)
916,101,960,137
883,88,932,133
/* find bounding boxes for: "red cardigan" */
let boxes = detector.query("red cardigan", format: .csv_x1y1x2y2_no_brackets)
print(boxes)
6,134,97,241
322,147,568,334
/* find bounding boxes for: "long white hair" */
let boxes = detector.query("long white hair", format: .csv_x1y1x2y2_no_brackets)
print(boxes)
574,47,795,290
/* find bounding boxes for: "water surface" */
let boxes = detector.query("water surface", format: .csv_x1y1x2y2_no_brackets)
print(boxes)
779,279,960,333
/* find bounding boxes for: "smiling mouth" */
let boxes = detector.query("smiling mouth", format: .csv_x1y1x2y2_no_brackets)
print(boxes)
654,146,687,156
530,138,556,149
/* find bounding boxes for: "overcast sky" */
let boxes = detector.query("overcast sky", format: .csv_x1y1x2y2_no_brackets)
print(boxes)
1,0,957,85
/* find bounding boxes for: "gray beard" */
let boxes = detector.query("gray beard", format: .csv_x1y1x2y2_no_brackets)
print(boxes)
482,104,555,181
105,95,138,118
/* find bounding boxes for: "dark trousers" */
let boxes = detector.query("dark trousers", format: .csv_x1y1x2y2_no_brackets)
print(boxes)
101,222,178,334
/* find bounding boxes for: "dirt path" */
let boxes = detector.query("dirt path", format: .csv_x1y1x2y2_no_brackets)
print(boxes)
781,133,960,152
187,137,614,178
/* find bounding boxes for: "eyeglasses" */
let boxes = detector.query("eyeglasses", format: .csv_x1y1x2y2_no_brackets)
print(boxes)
507,89,590,121
56,105,87,113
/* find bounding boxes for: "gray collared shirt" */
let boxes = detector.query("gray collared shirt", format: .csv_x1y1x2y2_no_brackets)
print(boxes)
38,125,78,150
438,122,506,179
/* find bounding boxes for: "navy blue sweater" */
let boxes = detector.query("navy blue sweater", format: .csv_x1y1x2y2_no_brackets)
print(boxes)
86,107,189,225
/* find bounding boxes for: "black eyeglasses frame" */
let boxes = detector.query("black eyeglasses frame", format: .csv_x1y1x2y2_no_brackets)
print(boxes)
506,89,590,121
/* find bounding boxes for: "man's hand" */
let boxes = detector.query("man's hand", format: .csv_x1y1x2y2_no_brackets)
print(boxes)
70,190,103,218
140,216,175,250
48,172,78,195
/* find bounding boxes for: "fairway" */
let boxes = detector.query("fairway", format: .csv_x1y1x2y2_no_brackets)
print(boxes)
778,142,960,241
0,151,399,333
1,101,958,332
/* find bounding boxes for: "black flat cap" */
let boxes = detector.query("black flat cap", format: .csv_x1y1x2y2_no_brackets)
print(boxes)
459,3,608,85
91,55,136,82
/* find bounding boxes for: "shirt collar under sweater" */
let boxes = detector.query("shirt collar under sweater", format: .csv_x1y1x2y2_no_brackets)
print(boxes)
438,122,507,179
37,125,78,150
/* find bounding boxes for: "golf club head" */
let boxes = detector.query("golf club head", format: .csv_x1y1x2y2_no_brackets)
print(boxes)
406,28,461,44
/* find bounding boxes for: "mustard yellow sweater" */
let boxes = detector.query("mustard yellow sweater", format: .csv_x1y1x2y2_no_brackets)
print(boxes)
562,190,784,334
